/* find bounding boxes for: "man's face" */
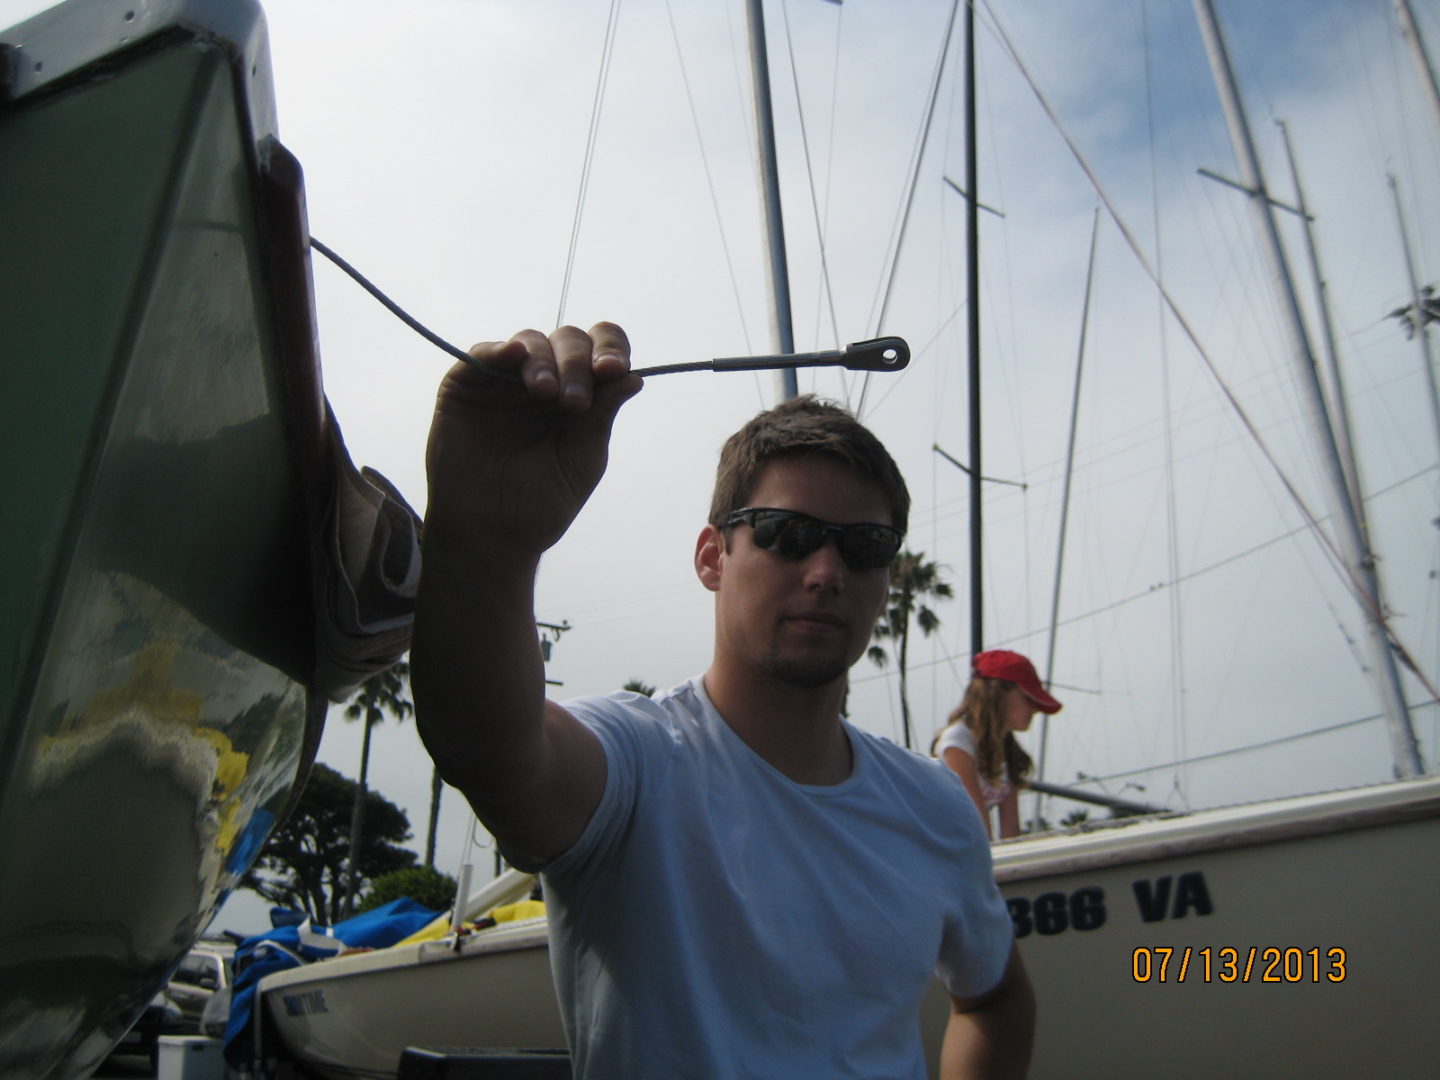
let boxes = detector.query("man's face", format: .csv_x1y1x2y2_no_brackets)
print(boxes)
697,454,894,690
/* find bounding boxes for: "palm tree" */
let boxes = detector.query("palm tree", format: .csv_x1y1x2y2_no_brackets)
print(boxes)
342,660,413,915
867,551,953,750
423,766,445,869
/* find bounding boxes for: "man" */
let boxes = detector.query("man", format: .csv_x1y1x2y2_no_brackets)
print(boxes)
413,323,1034,1078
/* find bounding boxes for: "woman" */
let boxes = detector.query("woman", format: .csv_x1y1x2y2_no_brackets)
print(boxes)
934,650,1062,840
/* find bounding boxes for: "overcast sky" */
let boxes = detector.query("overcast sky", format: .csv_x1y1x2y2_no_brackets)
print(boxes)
6,0,1437,935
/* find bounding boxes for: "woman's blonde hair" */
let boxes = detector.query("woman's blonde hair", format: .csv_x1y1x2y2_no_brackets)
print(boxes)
935,676,1034,787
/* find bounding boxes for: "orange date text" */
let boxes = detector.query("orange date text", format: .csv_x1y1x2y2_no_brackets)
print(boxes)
1131,946,1347,984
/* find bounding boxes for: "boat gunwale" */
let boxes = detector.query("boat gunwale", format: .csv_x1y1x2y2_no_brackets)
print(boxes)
993,774,1440,882
256,917,550,991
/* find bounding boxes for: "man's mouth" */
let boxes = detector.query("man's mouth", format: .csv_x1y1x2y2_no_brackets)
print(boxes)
785,611,847,631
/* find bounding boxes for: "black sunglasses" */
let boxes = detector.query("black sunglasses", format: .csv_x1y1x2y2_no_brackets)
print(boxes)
723,508,902,571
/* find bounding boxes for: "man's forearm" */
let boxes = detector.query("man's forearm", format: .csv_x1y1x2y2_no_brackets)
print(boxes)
940,947,1036,1080
411,534,548,804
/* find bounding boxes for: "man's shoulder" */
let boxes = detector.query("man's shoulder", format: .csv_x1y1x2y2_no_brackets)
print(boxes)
846,726,980,830
851,723,958,790
563,679,700,747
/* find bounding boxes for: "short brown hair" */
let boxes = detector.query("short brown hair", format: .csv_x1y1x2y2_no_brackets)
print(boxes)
708,395,910,534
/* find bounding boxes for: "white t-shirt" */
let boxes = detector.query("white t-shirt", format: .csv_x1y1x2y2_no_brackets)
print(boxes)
536,678,1014,1080
934,722,1011,809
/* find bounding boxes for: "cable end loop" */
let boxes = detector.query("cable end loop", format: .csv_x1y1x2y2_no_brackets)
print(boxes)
841,337,909,372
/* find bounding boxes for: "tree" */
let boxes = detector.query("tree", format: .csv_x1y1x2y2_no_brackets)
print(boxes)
342,661,414,915
360,866,458,914
867,550,953,750
622,679,656,697
1387,283,1440,338
242,764,417,923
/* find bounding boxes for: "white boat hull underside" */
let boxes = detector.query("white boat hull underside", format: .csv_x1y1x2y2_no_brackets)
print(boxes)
258,775,1440,1079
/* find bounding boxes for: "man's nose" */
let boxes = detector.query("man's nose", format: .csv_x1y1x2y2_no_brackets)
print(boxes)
801,535,848,589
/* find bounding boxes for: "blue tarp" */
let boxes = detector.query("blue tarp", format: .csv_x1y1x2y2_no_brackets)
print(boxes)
223,897,440,1069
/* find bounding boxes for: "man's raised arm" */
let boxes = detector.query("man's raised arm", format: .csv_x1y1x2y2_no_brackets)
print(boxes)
411,322,642,867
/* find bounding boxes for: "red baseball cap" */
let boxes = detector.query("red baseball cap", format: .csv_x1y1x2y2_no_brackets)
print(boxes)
973,650,1062,714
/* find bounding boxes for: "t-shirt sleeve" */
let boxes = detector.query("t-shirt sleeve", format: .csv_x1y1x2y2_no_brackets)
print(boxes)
933,809,1015,999
934,722,978,759
536,691,677,878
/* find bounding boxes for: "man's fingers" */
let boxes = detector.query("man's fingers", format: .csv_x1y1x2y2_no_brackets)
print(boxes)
461,332,568,401
544,325,600,411
511,329,565,400
457,324,633,411
466,336,528,369
589,321,631,381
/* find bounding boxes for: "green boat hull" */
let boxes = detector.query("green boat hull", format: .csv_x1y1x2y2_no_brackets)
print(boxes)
1,4,328,1075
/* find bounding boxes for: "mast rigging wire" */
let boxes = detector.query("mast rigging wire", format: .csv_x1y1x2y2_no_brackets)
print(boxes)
1143,0,1190,809
864,301,968,419
857,0,961,420
1077,710,1397,785
556,0,624,329
663,0,755,356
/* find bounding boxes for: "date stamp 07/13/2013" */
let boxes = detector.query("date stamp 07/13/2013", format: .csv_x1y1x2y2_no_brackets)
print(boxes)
1131,946,1348,984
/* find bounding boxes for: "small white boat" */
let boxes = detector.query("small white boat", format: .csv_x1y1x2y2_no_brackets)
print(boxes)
256,873,563,1080
256,772,1440,1079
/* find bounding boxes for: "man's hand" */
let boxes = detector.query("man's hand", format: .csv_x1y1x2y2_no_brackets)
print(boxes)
423,321,643,560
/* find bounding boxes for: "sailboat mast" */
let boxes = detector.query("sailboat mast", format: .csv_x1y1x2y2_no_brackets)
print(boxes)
964,0,983,657
1394,0,1440,131
1275,120,1366,520
1037,209,1101,805
1192,0,1423,778
745,0,798,403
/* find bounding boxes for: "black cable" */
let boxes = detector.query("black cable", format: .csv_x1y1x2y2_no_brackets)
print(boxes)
308,236,908,382
308,236,506,376
625,361,715,377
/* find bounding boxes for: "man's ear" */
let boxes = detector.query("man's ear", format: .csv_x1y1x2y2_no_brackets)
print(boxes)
695,524,724,593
